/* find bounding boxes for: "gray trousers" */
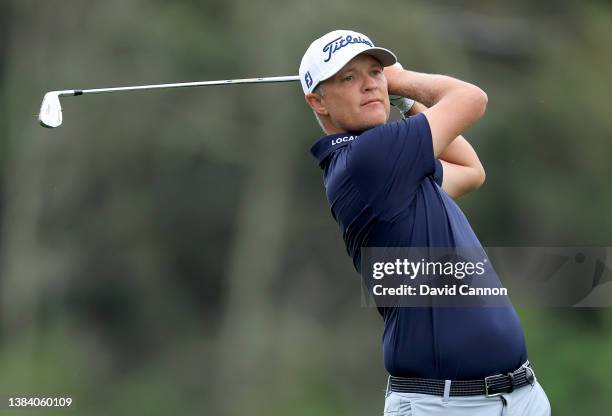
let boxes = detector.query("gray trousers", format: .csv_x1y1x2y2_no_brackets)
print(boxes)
383,374,551,415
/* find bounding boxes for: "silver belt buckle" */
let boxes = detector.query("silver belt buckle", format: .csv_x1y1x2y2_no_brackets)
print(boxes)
484,375,504,398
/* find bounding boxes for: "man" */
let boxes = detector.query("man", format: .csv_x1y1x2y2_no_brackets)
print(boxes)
299,30,551,415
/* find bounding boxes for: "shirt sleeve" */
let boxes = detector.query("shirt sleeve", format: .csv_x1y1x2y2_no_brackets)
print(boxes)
347,113,436,211
433,159,444,187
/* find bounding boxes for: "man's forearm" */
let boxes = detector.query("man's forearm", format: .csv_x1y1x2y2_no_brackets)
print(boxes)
384,65,484,109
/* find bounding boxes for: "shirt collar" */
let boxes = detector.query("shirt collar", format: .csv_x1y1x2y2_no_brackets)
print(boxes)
310,132,362,166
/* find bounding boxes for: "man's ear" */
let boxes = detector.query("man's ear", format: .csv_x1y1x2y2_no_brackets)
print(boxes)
305,93,329,116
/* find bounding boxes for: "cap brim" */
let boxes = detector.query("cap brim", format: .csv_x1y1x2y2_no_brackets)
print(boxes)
362,47,397,67
316,46,397,87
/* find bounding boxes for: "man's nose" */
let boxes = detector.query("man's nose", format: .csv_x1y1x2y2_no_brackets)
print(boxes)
362,74,379,91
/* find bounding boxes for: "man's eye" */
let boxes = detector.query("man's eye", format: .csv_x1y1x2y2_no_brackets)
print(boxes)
343,75,354,82
372,69,382,76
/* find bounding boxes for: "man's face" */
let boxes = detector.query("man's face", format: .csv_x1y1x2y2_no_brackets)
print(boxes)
318,54,390,133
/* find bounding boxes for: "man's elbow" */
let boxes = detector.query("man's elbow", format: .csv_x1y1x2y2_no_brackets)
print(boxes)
468,86,488,120
457,167,485,198
473,166,486,189
478,88,488,115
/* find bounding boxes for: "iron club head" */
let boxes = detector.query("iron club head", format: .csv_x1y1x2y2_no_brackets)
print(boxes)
39,91,64,128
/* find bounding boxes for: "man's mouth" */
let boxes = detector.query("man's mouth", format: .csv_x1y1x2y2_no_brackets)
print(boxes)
362,99,383,107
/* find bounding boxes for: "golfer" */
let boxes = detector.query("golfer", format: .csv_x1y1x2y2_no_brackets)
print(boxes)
300,30,551,415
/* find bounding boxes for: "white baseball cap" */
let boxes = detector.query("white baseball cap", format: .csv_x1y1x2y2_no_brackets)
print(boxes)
299,29,397,94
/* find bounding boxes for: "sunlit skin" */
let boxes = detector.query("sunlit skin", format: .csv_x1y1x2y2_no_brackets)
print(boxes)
305,54,391,134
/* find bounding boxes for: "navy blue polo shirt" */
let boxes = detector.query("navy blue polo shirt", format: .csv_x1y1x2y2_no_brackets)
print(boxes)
310,113,527,380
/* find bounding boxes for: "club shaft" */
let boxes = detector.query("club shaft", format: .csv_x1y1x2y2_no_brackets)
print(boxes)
58,75,300,97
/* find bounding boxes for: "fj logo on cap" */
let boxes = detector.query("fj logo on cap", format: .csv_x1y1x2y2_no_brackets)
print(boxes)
305,71,313,89
322,35,373,62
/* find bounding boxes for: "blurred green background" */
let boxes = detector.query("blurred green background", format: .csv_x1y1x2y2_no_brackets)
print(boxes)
1,0,611,414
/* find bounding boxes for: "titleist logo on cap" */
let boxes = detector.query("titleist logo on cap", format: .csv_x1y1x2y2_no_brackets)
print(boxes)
322,35,374,62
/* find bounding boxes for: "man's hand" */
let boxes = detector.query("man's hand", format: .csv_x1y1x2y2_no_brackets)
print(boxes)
389,94,415,117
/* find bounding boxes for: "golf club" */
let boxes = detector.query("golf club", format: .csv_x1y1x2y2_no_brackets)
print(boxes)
38,75,301,128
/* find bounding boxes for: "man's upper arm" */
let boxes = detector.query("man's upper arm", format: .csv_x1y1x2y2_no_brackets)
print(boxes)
348,114,436,205
422,88,488,157
439,160,486,198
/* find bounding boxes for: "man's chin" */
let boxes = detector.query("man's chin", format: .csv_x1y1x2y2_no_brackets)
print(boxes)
332,114,389,133
359,115,389,131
